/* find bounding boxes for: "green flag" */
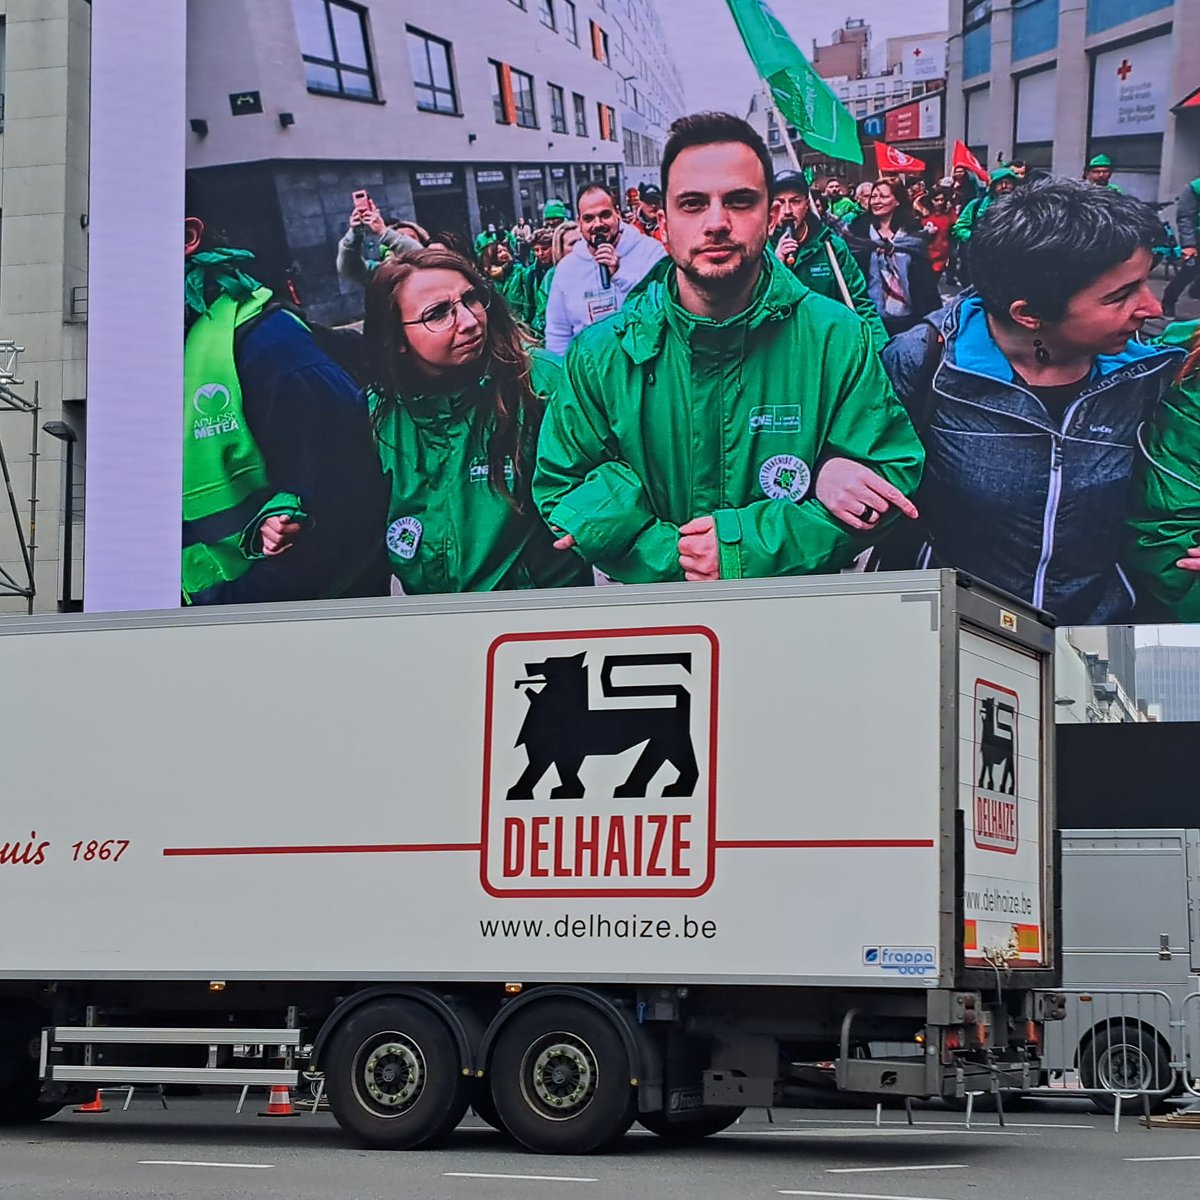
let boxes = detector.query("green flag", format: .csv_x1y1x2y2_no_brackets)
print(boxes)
726,0,864,165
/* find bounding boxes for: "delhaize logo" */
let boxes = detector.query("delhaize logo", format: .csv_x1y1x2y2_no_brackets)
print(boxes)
973,679,1018,854
481,628,718,898
191,383,240,439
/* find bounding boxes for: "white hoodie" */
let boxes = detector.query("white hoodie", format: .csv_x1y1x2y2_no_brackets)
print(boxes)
544,222,667,356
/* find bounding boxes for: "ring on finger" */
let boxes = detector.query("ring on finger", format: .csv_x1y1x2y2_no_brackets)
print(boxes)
859,504,876,522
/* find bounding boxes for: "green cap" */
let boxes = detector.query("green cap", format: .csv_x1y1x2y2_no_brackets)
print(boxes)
989,167,1019,186
543,199,567,219
1087,154,1113,168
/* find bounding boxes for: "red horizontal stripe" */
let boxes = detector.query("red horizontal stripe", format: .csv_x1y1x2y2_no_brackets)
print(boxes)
714,839,935,850
162,843,482,857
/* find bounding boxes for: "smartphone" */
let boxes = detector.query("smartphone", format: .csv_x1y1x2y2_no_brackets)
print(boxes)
351,189,370,211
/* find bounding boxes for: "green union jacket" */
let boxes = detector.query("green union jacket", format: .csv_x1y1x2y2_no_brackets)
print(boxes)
1129,319,1200,621
533,252,925,584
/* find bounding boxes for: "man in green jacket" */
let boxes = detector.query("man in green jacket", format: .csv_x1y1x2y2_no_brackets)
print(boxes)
533,112,924,585
770,170,887,350
951,167,1019,244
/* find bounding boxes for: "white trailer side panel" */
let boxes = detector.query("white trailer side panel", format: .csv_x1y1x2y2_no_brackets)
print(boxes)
1,582,948,985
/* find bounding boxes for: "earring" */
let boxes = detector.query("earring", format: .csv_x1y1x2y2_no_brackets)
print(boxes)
1033,337,1051,365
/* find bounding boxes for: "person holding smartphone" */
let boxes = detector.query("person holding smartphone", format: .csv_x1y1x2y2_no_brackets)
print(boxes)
336,192,426,288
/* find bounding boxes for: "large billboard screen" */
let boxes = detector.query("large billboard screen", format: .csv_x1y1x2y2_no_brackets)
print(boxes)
83,0,1200,635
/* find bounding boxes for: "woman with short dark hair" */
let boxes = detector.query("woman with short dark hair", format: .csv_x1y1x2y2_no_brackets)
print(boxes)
815,178,1187,625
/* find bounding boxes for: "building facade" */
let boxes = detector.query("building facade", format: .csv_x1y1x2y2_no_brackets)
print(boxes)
1136,643,1200,722
947,0,1200,201
186,0,682,325
0,0,90,616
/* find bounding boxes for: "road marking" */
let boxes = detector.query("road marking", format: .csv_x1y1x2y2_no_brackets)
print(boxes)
718,1127,1023,1139
138,1160,273,1170
780,1191,952,1200
444,1172,596,1183
1125,1155,1200,1163
827,1165,966,1175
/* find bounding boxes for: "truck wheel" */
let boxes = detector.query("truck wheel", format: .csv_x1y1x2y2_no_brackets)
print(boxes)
0,1029,60,1125
1080,1027,1173,1115
325,999,469,1149
638,1106,743,1142
488,999,636,1154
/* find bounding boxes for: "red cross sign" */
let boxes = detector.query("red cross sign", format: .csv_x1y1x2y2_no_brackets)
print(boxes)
1117,59,1133,81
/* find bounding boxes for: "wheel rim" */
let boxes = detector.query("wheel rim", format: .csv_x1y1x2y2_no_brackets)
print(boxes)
353,1032,426,1117
1096,1045,1154,1093
519,1031,598,1121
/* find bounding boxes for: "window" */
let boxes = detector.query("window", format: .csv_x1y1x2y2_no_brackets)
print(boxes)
512,67,538,128
539,0,556,30
964,0,993,26
491,60,513,123
573,91,588,135
564,0,579,45
624,127,639,165
590,20,610,66
549,82,568,133
292,0,377,100
603,104,618,142
406,28,457,114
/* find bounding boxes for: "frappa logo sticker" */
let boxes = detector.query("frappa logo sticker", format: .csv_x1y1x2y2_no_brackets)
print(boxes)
387,516,423,560
482,627,719,899
192,382,232,418
863,946,937,976
759,454,810,500
973,679,1018,854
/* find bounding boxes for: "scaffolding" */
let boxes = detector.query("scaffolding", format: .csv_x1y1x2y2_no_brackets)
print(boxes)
0,342,39,613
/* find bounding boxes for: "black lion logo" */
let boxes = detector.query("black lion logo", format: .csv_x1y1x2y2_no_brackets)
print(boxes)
506,652,699,801
978,696,1016,795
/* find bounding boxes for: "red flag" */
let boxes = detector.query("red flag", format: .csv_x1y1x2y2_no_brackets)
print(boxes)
874,142,927,174
951,140,990,183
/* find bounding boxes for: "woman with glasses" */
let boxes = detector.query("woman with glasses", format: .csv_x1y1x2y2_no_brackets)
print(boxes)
357,248,593,594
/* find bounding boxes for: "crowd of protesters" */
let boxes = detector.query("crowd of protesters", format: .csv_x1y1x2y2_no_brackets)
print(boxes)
182,111,1200,625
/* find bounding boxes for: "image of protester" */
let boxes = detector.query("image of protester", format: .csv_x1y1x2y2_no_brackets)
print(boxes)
768,169,886,351
950,166,1018,245
543,182,667,355
823,179,1186,626
824,178,862,223
335,194,427,288
534,112,924,586
523,227,556,338
1129,320,1200,620
353,248,592,594
1162,176,1199,321
921,185,956,279
1084,153,1121,191
846,178,941,339
631,184,669,246
541,198,568,230
479,239,530,327
183,204,387,606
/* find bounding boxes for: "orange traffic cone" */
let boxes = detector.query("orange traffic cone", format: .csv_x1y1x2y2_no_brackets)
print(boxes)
74,1090,110,1114
258,1084,299,1117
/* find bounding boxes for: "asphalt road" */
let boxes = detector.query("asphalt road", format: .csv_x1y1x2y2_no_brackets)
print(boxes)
3,1098,1199,1200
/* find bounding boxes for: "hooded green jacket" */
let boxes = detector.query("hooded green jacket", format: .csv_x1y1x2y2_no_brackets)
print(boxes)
533,253,925,583
1128,319,1200,620
369,350,593,594
769,219,887,351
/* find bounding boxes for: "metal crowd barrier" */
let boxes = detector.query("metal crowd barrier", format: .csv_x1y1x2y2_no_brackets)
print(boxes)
1180,991,1200,1100
1025,989,1178,1131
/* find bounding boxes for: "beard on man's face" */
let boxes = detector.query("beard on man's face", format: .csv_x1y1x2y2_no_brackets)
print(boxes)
673,230,766,290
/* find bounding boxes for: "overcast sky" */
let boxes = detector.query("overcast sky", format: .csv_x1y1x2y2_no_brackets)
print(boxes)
662,0,951,113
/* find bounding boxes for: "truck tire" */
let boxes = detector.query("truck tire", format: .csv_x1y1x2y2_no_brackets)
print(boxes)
1079,1027,1173,1115
638,1106,743,1142
325,999,469,1149
488,999,637,1154
0,1026,60,1125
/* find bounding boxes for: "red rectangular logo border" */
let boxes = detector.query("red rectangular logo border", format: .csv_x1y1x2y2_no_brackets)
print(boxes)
972,676,1019,856
480,625,720,899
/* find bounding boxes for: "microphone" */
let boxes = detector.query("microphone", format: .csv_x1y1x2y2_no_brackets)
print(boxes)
592,230,612,288
782,222,796,267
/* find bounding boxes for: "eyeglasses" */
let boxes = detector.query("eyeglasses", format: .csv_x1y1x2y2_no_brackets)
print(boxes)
399,287,491,334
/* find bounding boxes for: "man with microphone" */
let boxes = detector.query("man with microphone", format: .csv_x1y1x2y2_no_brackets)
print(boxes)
544,183,666,355
769,171,886,351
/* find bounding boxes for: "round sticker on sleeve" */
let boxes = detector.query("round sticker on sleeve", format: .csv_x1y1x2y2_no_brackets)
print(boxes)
387,516,423,560
758,454,810,501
